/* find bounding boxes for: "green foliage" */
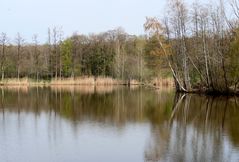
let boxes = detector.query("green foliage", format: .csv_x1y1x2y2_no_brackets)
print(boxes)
228,30,239,82
60,39,73,77
0,29,170,81
4,58,16,78
82,41,114,76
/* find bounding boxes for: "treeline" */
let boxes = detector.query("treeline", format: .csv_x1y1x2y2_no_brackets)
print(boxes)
0,28,166,82
2,0,239,94
145,0,239,93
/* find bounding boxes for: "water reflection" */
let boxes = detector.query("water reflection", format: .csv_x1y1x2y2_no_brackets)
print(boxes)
0,86,173,126
145,94,239,162
0,86,238,162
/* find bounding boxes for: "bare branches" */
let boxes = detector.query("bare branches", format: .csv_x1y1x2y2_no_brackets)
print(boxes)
145,0,239,93
0,33,8,80
15,33,24,80
230,0,239,19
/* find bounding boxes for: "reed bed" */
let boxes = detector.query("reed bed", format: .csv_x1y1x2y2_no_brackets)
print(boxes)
0,78,30,85
50,77,93,85
50,77,125,85
129,79,140,85
0,78,48,86
151,77,174,88
0,77,173,88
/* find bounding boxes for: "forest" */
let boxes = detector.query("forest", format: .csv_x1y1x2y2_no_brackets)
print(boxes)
0,28,166,83
0,0,239,94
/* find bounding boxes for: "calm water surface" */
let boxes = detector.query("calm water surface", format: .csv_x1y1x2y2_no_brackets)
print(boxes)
0,86,239,162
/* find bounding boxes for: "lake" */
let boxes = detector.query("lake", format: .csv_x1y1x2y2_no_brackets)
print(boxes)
0,86,238,162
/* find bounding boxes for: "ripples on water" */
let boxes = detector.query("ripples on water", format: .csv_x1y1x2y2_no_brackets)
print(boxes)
0,86,238,162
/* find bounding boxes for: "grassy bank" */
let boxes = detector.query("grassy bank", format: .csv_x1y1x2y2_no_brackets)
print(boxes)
0,77,143,86
0,77,175,88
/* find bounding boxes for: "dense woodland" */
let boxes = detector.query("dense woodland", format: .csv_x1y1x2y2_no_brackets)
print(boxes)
0,28,166,82
1,0,239,94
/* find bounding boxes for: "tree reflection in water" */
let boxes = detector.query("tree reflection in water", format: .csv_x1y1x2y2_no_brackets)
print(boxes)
0,86,238,162
145,93,239,162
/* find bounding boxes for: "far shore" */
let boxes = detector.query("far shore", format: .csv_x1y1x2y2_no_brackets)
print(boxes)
1,77,238,96
0,77,174,87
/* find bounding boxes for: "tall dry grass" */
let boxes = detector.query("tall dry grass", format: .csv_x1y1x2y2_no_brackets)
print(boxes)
0,78,49,86
50,77,94,85
150,77,174,88
50,77,125,85
0,77,174,88
0,78,30,85
0,77,131,86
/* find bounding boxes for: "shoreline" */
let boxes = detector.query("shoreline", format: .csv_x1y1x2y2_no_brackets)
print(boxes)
1,77,238,96
0,77,174,87
0,77,140,86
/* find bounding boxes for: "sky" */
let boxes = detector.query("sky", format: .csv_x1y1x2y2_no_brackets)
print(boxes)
1,0,219,43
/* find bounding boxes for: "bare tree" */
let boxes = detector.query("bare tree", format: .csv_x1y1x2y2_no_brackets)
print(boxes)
32,34,40,82
170,0,191,90
51,27,64,80
52,27,58,80
15,33,24,81
58,28,64,79
0,33,8,80
47,28,53,79
230,0,239,19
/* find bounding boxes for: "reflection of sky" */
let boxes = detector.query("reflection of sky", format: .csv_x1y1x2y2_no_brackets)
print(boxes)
145,121,239,162
1,111,239,162
1,0,220,42
0,87,239,162
223,135,239,162
0,112,150,162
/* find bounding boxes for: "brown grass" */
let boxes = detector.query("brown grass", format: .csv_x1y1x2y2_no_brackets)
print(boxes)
0,78,47,86
50,77,94,85
129,79,140,85
50,77,126,85
0,77,174,89
0,77,130,86
150,77,174,88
